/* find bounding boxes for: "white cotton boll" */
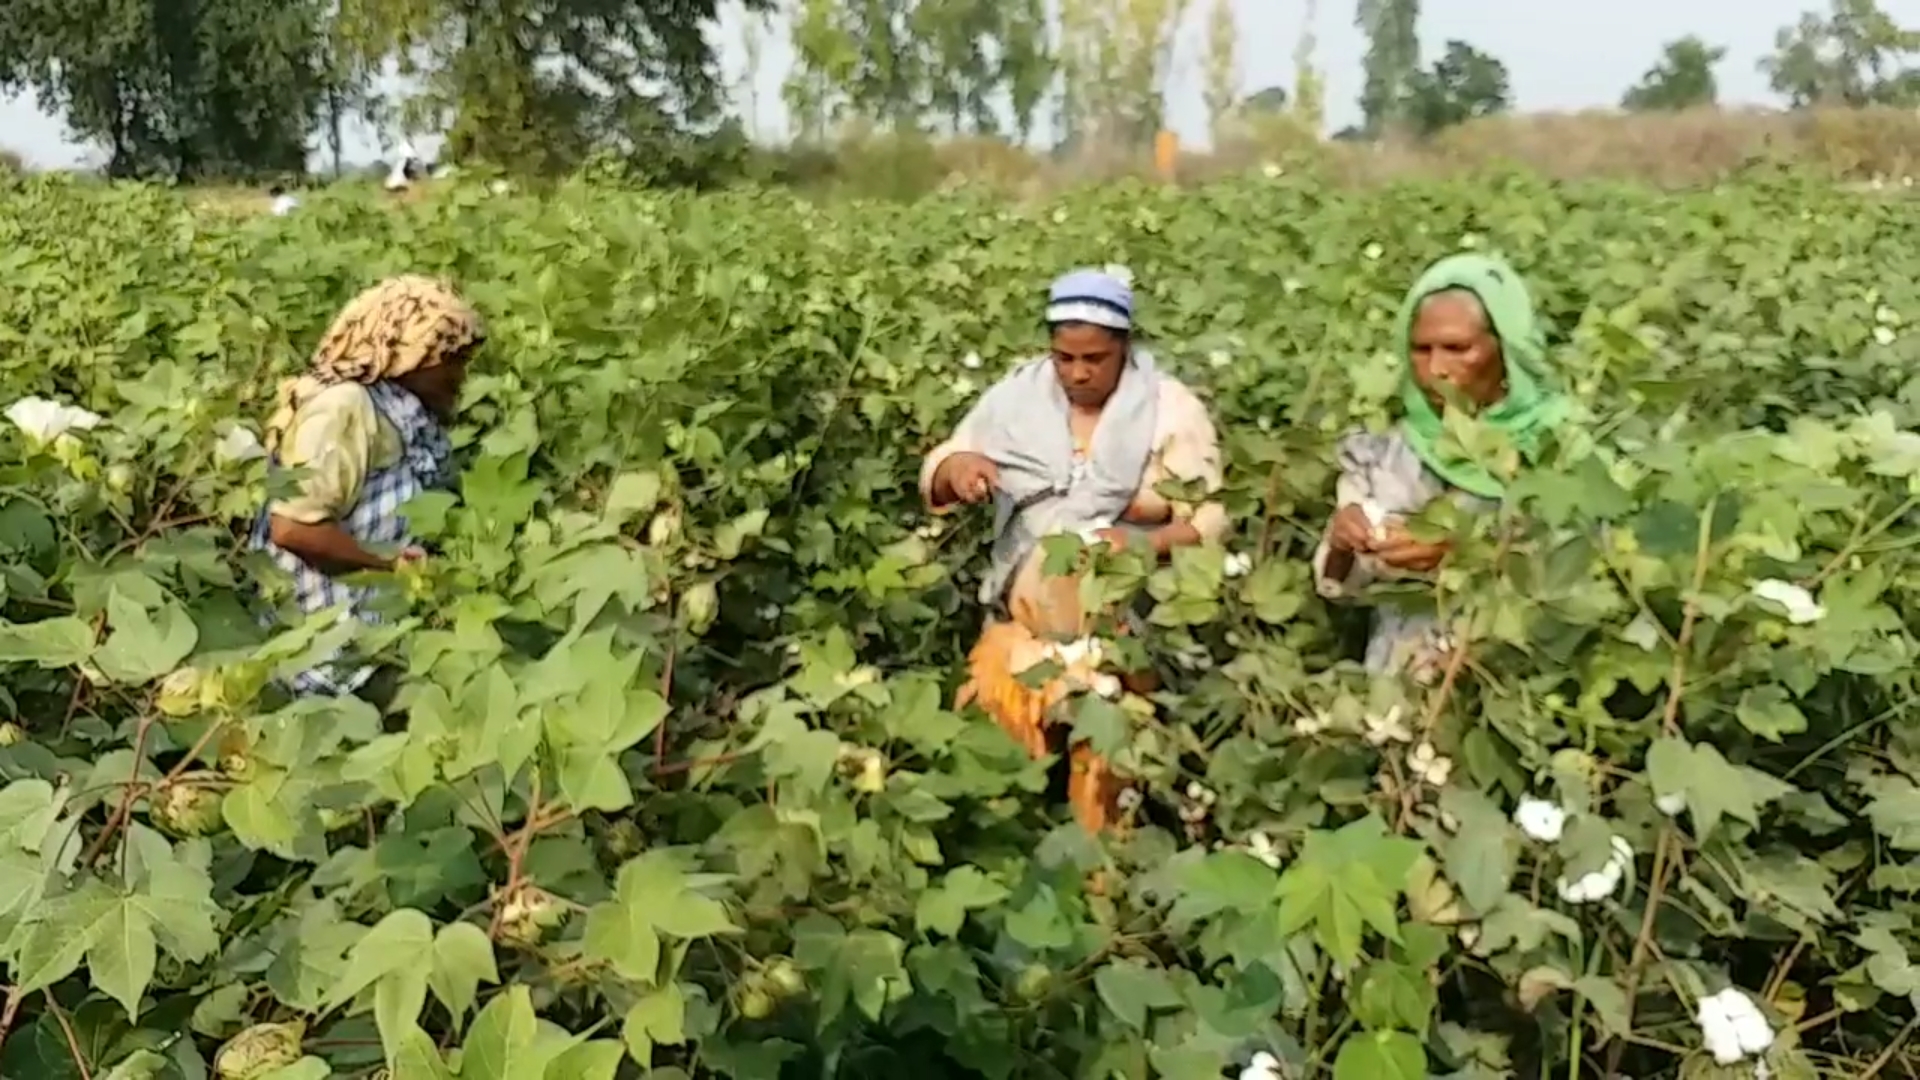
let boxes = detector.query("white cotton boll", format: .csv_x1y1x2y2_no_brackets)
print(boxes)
1732,1010,1775,1055
1261,163,1283,179
1750,579,1826,625
1875,325,1897,346
215,425,265,464
1090,673,1122,699
1513,797,1567,843
1363,242,1384,260
960,351,983,370
1249,832,1282,869
1706,1032,1745,1066
1609,835,1634,868
1655,791,1687,816
1224,552,1253,578
6,397,104,446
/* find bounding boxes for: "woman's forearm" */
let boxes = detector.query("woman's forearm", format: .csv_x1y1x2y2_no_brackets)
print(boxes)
268,515,394,575
1150,522,1202,557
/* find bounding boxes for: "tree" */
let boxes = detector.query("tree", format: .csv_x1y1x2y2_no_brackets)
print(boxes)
340,0,767,178
1404,39,1510,137
1057,0,1187,150
1761,0,1920,107
1201,0,1238,140
1355,0,1419,135
0,0,328,180
1622,36,1727,111
1291,0,1325,133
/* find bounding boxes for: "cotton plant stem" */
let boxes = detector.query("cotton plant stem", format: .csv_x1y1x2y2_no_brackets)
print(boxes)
1606,499,1716,1076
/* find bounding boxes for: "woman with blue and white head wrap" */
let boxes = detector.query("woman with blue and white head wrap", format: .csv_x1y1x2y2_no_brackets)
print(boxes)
920,268,1228,832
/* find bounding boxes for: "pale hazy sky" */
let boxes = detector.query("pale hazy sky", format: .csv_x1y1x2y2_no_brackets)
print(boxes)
4,0,1916,168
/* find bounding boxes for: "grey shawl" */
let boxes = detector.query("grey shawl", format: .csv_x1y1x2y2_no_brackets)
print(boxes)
968,350,1161,606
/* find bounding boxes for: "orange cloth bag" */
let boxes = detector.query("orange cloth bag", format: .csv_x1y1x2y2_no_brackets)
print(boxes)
954,550,1132,832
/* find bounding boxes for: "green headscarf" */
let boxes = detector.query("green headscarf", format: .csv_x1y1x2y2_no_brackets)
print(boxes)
1395,253,1569,498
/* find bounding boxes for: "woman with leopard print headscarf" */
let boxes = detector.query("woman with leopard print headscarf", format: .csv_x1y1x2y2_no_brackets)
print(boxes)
252,274,485,696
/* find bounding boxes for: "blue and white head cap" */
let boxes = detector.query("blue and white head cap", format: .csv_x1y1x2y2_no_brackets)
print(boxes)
1046,269,1133,332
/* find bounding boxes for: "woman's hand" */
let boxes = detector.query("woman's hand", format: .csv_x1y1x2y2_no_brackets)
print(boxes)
1372,524,1449,572
1327,504,1378,554
937,452,1000,505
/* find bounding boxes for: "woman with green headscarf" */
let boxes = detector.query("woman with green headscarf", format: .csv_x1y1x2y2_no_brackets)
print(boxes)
1312,253,1569,678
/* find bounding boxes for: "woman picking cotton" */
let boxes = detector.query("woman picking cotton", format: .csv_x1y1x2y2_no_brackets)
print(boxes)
1314,253,1569,680
921,269,1228,832
251,275,484,697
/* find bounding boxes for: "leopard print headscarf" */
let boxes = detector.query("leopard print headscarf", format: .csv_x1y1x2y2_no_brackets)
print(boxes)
266,275,483,454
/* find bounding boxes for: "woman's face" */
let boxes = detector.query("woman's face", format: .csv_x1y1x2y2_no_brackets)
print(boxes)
397,346,475,419
1049,322,1128,408
1409,291,1506,411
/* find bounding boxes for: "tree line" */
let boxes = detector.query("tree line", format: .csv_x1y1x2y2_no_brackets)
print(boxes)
1,0,1916,184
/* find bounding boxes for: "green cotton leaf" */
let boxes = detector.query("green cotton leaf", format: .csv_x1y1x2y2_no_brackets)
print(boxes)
913,866,1010,937
1171,850,1278,922
388,1024,455,1080
222,771,302,856
545,1040,623,1080
100,1050,169,1080
553,745,633,813
620,984,687,1068
879,675,964,754
1331,1029,1426,1080
1575,976,1631,1039
1093,959,1183,1031
14,879,118,992
1239,560,1305,625
713,509,769,560
87,896,157,1019
1645,737,1766,841
1274,816,1419,967
1351,961,1437,1036
94,593,197,684
461,986,552,1080
1736,685,1809,742
132,847,221,963
327,908,435,1008
375,968,429,1065
603,470,663,524
257,1060,331,1080
0,778,62,851
760,713,841,794
427,921,497,1019
0,616,95,667
649,890,734,939
582,896,661,983
1436,787,1518,915
1868,776,1920,850
1068,696,1129,757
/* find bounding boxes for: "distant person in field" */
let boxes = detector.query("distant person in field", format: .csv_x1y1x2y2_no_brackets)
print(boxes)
1314,253,1568,679
921,269,1227,832
385,142,424,194
251,275,484,696
268,185,299,216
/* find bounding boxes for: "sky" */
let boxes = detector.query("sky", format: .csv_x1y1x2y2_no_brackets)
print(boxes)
5,0,1917,169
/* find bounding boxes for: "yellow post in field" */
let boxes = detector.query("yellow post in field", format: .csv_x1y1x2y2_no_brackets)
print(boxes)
1154,130,1178,183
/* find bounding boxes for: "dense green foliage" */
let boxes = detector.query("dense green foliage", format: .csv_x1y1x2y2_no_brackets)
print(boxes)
2,168,1920,1079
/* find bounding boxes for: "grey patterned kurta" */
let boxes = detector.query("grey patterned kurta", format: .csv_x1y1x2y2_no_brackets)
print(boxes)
1310,429,1497,677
